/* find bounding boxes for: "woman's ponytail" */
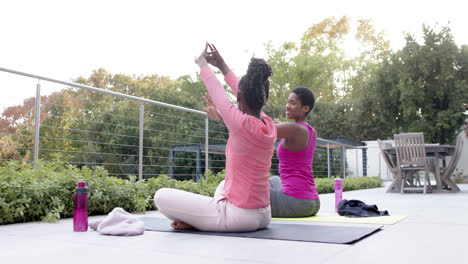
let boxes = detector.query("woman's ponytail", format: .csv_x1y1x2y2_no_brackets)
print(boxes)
238,58,272,112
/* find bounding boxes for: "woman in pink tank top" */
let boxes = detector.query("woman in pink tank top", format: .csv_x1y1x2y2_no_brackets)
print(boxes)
271,87,320,217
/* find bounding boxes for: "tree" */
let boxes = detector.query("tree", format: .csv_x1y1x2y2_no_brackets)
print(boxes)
0,92,68,164
265,17,393,140
373,25,468,143
343,20,392,140
68,69,227,179
266,16,352,106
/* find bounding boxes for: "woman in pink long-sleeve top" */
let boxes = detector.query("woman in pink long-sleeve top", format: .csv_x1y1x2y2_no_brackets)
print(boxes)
204,45,320,218
154,44,277,232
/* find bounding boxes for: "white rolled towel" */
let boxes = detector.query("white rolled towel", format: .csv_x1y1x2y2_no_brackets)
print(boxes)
90,207,144,236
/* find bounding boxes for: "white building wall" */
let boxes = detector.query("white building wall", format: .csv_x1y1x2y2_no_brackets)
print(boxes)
346,141,394,181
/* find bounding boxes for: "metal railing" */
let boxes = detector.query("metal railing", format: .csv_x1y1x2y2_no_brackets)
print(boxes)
0,67,210,181
346,145,394,181
0,66,393,181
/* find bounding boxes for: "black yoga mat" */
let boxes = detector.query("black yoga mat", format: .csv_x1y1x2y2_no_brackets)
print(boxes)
140,217,382,244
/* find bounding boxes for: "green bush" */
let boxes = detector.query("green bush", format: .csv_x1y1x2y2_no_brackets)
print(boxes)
315,176,383,194
0,159,81,224
0,159,381,225
0,159,227,224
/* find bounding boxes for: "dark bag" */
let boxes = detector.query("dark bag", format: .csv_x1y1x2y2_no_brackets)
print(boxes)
337,199,389,218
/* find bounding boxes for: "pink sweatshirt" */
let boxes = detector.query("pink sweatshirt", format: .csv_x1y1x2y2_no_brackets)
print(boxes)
200,67,277,209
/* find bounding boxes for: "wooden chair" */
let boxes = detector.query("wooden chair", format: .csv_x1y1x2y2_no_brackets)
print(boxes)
377,139,400,192
431,135,464,192
394,133,430,194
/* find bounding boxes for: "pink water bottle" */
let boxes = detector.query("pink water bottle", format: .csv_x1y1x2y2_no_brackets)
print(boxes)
73,181,88,232
334,178,343,213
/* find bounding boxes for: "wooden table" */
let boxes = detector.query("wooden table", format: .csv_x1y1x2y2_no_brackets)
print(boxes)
384,144,456,193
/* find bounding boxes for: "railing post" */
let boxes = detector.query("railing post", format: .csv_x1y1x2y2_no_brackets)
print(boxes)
205,116,209,179
196,150,201,182
378,149,382,179
170,149,174,179
33,80,41,165
344,147,347,178
362,147,367,176
341,146,346,178
355,148,359,177
138,104,144,181
327,143,330,178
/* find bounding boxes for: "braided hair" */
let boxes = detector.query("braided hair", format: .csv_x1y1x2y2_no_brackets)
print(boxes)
292,86,315,115
238,58,273,113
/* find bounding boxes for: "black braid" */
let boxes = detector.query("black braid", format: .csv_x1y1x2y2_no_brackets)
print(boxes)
238,58,273,112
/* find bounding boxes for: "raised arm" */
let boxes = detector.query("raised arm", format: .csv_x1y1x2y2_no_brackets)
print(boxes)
224,71,239,97
200,67,242,133
195,44,242,132
276,122,310,151
202,93,223,121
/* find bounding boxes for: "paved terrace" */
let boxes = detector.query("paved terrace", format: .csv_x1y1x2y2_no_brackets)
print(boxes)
1,182,467,264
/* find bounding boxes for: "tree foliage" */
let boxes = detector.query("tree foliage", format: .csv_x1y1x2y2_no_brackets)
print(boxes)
1,19,467,178
1,69,228,179
372,26,468,143
266,16,352,105
265,17,393,141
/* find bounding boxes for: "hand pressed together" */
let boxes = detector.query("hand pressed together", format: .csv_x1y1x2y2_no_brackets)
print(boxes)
206,43,230,75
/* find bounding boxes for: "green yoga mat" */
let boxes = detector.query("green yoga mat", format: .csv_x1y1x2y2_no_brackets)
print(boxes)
273,213,407,225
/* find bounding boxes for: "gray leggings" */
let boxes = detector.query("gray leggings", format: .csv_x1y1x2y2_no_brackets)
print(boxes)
269,176,320,218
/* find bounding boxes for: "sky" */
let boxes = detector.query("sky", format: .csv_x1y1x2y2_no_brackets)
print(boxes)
1,0,467,111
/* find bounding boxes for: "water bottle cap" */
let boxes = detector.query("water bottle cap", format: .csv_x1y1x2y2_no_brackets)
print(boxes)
77,182,86,187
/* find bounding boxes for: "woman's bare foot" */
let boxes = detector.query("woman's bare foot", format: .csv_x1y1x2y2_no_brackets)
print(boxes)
171,221,194,230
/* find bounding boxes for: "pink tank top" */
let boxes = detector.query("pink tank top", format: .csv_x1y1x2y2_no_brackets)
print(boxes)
277,122,319,199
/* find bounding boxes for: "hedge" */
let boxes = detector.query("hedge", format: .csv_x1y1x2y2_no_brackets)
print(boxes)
0,160,382,224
